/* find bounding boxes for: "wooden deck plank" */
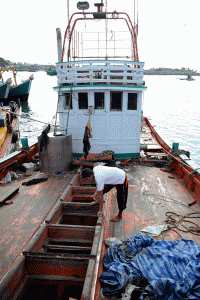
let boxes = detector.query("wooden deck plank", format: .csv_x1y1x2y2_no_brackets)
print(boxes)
0,186,19,205
0,172,74,281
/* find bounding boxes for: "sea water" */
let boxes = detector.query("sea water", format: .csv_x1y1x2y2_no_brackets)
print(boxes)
16,72,200,167
143,75,200,166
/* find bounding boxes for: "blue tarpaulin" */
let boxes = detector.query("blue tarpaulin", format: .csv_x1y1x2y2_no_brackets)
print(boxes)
100,234,200,299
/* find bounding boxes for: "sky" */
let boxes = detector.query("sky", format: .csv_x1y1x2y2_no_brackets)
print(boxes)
1,0,200,71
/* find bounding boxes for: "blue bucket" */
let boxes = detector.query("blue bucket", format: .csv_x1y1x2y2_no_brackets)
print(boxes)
172,142,179,150
21,137,28,148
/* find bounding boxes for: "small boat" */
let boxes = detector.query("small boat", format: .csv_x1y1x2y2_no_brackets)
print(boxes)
186,74,195,81
8,75,34,103
0,68,34,105
0,70,11,102
1,2,200,300
180,74,195,81
46,66,57,76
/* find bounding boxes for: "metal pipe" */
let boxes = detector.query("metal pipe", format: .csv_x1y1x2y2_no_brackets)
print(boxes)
56,28,63,62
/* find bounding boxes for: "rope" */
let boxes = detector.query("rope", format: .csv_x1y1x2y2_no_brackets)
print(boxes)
162,147,195,171
66,83,73,135
54,84,61,134
2,107,86,134
1,108,70,130
165,212,200,236
142,191,200,237
142,191,189,208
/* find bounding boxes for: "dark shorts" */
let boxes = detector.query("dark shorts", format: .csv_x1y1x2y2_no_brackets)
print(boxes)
103,175,128,211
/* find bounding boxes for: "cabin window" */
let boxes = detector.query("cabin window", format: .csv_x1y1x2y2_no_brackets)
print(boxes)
78,93,88,109
110,92,122,111
128,93,138,110
64,93,73,109
94,92,104,109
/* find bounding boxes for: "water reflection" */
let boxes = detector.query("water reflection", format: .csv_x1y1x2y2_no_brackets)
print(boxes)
20,101,31,114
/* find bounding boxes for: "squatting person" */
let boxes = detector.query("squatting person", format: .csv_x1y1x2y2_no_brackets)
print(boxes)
82,165,128,222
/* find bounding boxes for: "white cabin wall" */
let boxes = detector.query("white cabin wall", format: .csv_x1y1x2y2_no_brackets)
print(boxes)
58,95,66,133
58,88,144,156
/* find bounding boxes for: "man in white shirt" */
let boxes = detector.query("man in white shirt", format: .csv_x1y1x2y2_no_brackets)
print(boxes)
82,166,128,222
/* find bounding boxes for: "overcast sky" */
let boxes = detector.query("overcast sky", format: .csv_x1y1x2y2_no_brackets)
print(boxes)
1,0,200,70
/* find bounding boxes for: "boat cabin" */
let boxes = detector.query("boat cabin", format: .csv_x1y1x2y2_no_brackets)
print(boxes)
55,60,146,159
54,2,147,159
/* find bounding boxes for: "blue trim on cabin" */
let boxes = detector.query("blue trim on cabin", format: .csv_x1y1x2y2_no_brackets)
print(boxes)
53,84,147,90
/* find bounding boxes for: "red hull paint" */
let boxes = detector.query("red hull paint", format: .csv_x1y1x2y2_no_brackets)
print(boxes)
144,117,200,202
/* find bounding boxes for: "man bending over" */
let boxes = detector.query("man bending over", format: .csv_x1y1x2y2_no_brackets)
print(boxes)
82,165,128,222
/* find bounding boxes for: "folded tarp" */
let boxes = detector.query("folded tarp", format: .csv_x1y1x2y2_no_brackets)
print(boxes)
100,234,200,300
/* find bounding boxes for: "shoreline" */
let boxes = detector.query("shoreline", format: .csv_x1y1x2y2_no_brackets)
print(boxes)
1,60,200,76
144,69,200,76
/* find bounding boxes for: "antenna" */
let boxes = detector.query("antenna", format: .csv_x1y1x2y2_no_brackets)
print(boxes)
93,2,106,19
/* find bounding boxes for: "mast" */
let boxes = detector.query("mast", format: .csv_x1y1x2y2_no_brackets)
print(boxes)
67,0,70,24
62,1,139,62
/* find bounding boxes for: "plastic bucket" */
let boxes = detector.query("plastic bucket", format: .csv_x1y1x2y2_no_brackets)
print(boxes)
172,142,179,149
21,137,28,148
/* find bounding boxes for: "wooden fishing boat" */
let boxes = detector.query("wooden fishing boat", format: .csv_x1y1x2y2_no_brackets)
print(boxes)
1,1,200,300
0,68,34,105
0,101,21,158
8,77,33,102
46,66,57,76
1,115,200,299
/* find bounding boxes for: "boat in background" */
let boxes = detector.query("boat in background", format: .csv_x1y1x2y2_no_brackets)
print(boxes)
0,68,34,105
7,73,34,103
180,74,195,81
0,100,21,158
46,66,57,76
0,70,11,102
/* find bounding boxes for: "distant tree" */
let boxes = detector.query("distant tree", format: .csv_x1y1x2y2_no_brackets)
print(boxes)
0,57,9,67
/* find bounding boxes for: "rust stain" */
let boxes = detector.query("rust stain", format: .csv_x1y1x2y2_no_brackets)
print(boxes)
129,185,139,191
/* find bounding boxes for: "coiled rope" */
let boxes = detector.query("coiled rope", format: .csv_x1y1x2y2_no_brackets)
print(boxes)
165,211,200,237
142,191,200,237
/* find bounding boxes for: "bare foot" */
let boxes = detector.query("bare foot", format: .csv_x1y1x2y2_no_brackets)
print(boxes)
110,215,122,222
90,200,99,205
97,211,103,217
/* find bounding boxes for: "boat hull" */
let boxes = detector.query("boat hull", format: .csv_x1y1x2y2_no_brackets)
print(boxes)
0,82,9,101
46,70,57,76
7,79,32,103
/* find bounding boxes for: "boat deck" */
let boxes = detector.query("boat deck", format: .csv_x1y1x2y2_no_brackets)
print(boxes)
1,122,200,299
111,163,200,244
112,119,200,243
0,171,74,282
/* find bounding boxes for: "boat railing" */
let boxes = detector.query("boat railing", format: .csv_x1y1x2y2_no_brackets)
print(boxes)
56,60,145,86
